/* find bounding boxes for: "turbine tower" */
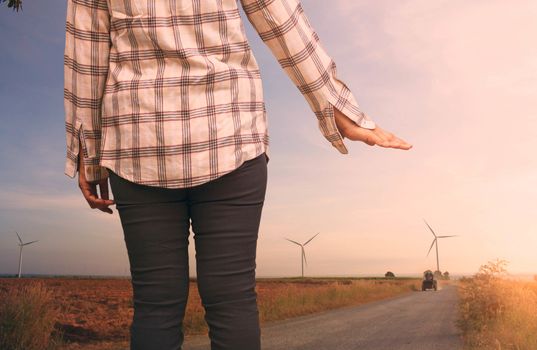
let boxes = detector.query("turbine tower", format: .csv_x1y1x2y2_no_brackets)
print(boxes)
423,219,457,272
284,232,320,278
16,231,38,278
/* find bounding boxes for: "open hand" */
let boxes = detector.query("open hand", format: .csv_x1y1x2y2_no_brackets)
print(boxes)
334,107,413,150
78,154,115,214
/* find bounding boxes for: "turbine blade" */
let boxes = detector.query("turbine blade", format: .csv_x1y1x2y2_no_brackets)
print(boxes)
302,248,307,267
23,240,39,245
15,231,23,244
427,239,436,257
437,235,458,238
284,238,302,246
303,232,320,246
423,218,437,237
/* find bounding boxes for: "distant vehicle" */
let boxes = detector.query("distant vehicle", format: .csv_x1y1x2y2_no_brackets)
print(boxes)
422,270,437,291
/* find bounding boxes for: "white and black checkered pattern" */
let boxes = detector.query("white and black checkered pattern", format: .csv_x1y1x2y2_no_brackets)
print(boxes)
64,0,376,188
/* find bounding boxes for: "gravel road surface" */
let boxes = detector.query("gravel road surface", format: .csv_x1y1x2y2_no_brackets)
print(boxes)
184,284,463,350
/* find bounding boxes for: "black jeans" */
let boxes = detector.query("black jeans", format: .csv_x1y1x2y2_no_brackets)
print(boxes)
108,152,268,350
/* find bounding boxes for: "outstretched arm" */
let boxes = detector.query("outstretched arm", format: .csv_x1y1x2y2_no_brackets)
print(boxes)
239,0,411,151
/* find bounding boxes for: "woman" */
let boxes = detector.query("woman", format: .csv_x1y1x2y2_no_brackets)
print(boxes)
64,0,412,349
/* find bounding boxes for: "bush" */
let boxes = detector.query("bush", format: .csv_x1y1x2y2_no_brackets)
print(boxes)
457,259,537,349
0,280,63,350
457,259,508,337
385,271,395,278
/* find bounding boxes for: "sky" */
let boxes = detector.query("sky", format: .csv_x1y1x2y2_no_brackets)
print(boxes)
0,0,536,278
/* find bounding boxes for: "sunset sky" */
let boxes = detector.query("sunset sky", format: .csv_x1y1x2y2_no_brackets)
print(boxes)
0,0,535,278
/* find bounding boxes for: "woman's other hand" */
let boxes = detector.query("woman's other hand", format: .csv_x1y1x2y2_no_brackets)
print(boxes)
78,154,115,214
334,107,413,150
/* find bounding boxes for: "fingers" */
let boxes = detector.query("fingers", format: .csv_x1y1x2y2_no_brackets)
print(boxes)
99,179,114,203
377,134,413,149
386,135,413,149
98,180,115,214
335,109,412,150
371,126,413,150
78,155,115,213
350,127,412,149
79,178,115,214
338,120,413,149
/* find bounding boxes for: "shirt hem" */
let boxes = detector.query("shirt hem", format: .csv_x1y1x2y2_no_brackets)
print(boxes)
99,142,269,189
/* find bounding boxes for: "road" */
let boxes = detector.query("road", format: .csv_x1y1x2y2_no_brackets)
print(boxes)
183,284,463,350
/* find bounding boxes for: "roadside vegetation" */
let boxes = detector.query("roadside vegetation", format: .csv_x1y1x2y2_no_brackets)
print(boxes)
0,280,64,350
0,277,419,349
457,259,537,349
257,278,420,323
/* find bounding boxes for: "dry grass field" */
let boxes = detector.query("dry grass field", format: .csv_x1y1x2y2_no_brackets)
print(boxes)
457,260,537,350
0,276,420,350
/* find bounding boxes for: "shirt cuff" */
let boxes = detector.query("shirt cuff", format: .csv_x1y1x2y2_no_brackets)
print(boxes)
64,128,109,182
318,88,376,154
64,151,109,182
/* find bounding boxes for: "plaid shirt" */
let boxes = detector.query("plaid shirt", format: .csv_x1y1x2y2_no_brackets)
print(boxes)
64,0,376,188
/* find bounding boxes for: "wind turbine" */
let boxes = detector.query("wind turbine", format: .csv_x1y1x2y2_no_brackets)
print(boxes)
284,232,320,278
15,231,39,278
423,219,457,273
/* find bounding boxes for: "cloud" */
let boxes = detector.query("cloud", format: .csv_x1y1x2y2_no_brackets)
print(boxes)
0,189,83,211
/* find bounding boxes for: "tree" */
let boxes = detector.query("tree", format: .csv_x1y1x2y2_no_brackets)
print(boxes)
385,271,396,278
433,270,443,279
1,0,22,12
443,271,450,280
